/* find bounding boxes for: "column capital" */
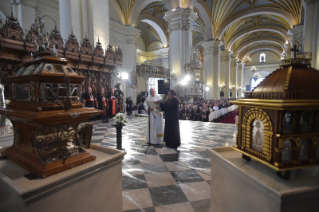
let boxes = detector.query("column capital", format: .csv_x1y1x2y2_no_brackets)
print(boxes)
164,8,197,33
287,25,304,36
237,62,245,69
202,40,223,56
230,58,238,67
220,50,232,61
303,0,317,7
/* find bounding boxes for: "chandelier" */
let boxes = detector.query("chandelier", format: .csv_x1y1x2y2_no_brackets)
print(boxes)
250,66,262,78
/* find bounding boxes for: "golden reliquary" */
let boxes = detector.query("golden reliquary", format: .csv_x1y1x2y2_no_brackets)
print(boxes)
0,51,101,178
230,56,319,179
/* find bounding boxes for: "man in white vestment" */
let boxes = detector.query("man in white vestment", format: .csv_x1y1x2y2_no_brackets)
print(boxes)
144,88,164,145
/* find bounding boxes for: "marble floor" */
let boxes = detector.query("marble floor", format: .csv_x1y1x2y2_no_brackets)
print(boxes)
0,117,237,212
92,117,237,212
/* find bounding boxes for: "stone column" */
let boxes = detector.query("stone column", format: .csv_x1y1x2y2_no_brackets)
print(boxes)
123,26,140,100
317,1,319,69
164,8,197,89
230,58,237,98
237,62,244,98
202,40,223,99
303,0,315,55
11,0,36,32
220,51,232,98
59,0,72,41
87,0,110,49
313,0,319,69
59,0,107,43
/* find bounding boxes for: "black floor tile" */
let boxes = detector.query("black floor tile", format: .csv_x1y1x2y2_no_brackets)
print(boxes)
141,163,169,174
122,157,141,165
149,185,188,206
142,148,158,155
122,175,148,190
197,150,211,159
187,158,211,168
170,170,204,184
91,133,105,136
159,154,180,162
190,199,210,212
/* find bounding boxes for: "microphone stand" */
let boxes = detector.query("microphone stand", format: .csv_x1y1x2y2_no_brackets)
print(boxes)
143,100,158,154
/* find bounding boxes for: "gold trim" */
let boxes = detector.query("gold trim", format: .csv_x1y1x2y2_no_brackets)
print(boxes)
157,134,163,137
284,66,292,91
231,147,319,172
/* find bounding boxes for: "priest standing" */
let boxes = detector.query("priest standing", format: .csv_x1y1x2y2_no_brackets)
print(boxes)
144,88,164,145
155,90,180,150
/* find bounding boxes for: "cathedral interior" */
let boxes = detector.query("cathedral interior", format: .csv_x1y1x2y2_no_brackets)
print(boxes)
0,0,319,212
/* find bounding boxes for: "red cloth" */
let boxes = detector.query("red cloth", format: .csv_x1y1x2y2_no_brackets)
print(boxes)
111,99,116,115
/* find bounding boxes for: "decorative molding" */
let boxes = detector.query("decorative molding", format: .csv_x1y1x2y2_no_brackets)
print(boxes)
164,8,198,33
201,40,223,56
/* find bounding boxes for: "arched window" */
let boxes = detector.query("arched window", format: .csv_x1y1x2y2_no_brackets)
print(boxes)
260,53,266,63
299,139,309,162
282,140,291,164
283,111,294,134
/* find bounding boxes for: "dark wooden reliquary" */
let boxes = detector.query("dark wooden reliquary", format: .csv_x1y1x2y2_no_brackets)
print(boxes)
0,50,102,178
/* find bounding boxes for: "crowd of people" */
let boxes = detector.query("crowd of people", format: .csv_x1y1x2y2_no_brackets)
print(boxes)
178,98,236,122
125,97,237,122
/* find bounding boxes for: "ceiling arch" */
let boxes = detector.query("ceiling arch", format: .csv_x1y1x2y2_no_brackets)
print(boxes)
240,45,282,61
194,1,213,40
248,49,281,60
234,38,285,57
137,22,162,51
141,19,168,47
193,26,207,41
226,26,289,50
110,0,125,25
193,31,204,46
129,0,171,26
216,8,296,39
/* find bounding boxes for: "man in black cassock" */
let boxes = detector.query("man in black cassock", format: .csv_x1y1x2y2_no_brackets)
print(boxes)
82,87,95,108
97,87,108,122
155,90,180,151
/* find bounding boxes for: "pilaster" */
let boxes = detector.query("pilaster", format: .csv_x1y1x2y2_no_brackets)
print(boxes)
164,8,197,89
302,0,315,53
202,40,223,99
230,58,238,98
11,0,36,32
220,50,232,98
237,62,244,98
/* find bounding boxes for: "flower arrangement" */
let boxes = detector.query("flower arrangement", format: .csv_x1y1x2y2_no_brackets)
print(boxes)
114,113,128,125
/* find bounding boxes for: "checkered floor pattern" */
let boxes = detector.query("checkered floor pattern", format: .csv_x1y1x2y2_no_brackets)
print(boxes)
0,117,237,212
92,117,237,212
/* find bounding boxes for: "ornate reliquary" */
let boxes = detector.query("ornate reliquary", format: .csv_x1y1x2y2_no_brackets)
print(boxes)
230,57,319,178
0,51,101,178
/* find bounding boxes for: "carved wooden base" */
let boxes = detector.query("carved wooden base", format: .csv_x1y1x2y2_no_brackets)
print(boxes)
3,147,96,178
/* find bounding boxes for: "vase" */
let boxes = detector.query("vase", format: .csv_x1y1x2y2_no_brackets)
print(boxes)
112,123,125,150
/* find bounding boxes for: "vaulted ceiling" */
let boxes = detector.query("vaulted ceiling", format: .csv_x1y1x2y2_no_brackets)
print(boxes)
114,0,303,58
